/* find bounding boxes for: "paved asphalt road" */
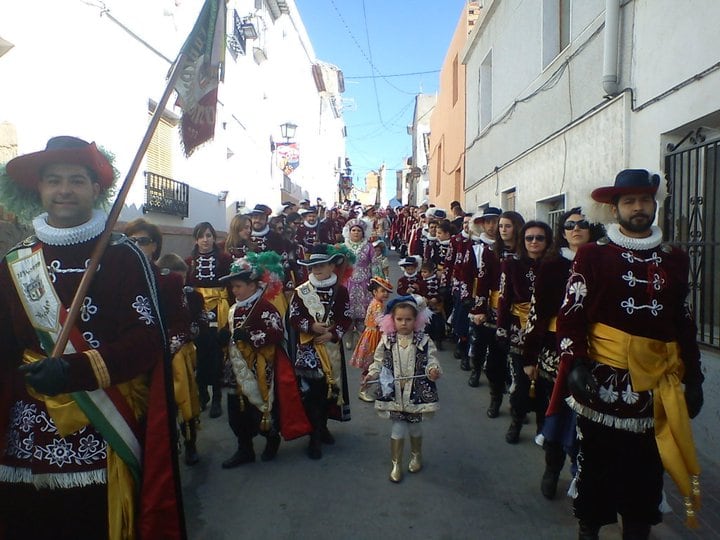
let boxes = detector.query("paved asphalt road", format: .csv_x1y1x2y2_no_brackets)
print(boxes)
180,251,716,540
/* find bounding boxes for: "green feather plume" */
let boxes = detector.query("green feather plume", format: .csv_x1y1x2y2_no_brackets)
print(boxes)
328,243,356,265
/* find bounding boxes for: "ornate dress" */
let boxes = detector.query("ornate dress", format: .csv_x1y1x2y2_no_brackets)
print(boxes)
349,298,384,371
344,239,374,321
368,332,441,422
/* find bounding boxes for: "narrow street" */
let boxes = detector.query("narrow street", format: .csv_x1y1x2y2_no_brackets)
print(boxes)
181,250,717,539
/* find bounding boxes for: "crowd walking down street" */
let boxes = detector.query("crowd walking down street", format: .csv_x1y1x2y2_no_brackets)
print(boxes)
179,246,720,540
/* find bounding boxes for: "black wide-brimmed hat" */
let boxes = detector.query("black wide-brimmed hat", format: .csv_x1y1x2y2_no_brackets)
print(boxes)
398,255,422,267
591,169,660,204
475,206,502,221
219,258,258,282
298,243,345,267
248,204,272,216
6,136,114,190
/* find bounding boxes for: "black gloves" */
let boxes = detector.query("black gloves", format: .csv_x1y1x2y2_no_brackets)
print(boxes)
568,357,598,402
19,357,70,396
684,381,704,419
216,327,231,345
233,328,250,342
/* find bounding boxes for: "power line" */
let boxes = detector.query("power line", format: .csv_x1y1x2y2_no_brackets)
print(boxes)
361,0,384,126
346,69,440,80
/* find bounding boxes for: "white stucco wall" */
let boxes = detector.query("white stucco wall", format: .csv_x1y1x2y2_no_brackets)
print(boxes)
462,0,720,221
0,0,345,230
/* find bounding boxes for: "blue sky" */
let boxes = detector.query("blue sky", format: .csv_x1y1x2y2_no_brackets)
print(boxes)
295,0,467,196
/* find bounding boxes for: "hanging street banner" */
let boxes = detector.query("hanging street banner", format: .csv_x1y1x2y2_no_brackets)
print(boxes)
276,142,300,175
173,0,227,157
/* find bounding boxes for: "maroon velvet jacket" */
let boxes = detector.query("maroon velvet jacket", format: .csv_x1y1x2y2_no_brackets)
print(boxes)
496,255,541,352
0,235,164,481
550,228,702,424
397,272,428,297
250,229,296,290
522,254,572,368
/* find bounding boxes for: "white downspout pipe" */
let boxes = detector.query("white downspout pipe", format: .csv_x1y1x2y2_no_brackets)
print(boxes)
603,0,620,96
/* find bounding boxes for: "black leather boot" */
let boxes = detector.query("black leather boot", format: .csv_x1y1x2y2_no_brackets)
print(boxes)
621,518,651,540
468,354,482,387
540,440,565,499
184,421,200,466
261,431,281,461
487,384,504,418
505,411,523,444
222,438,255,468
578,521,600,540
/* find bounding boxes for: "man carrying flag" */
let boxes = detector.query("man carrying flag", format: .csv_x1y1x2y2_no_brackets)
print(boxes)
0,136,183,539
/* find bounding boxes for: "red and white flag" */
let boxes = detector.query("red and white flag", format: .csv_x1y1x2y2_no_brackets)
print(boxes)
173,0,226,157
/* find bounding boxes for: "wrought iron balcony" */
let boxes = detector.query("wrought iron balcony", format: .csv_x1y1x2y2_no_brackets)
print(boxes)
143,172,189,218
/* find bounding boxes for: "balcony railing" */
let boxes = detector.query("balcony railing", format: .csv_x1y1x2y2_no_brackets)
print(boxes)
143,172,189,219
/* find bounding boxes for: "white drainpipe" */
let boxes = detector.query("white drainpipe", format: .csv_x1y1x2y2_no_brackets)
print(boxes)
603,0,620,96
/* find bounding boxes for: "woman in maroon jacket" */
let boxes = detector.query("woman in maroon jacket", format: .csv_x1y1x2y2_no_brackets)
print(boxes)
522,208,601,498
496,220,552,444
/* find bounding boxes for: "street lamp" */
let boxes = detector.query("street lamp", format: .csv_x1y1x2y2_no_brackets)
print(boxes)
280,122,297,141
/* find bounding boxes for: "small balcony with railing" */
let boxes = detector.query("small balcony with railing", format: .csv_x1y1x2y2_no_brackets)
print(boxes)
142,171,189,219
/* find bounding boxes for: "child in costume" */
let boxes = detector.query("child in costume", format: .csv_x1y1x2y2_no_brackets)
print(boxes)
363,295,442,483
289,243,354,460
350,277,393,402
420,261,446,349
218,253,310,468
397,255,427,297
371,239,390,279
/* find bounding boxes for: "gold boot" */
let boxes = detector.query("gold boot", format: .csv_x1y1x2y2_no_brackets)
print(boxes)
389,438,404,483
408,436,422,473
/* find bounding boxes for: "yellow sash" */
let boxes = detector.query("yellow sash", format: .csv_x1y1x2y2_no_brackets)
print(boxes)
172,342,200,422
22,350,146,540
197,286,230,328
589,322,701,526
511,301,531,329
548,316,557,332
489,290,500,310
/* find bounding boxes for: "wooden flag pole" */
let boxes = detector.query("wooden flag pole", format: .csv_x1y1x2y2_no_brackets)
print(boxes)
51,53,186,357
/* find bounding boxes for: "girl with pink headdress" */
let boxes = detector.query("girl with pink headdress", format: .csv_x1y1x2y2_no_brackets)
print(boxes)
362,295,442,483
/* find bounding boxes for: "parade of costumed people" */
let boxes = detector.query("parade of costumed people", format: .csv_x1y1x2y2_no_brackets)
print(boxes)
363,294,442,483
0,136,183,539
289,243,355,460
217,252,310,468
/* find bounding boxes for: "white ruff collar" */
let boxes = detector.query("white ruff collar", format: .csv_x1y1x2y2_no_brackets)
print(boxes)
33,209,106,246
235,287,263,308
309,273,338,288
252,225,270,237
607,223,663,250
461,231,470,239
480,232,496,246
471,234,483,243
561,247,576,261
403,270,417,278
439,238,450,246
426,234,437,241
303,220,318,229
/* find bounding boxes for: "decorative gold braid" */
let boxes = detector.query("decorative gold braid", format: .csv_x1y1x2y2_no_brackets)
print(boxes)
84,349,111,388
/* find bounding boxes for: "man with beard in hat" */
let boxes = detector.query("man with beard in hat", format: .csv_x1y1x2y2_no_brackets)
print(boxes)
0,136,183,538
295,205,321,257
552,169,704,539
248,203,297,307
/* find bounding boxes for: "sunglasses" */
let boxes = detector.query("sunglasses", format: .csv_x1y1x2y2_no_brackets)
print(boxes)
563,219,590,231
524,235,546,243
130,236,154,246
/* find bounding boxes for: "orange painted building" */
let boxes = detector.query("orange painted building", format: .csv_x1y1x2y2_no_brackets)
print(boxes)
428,2,481,212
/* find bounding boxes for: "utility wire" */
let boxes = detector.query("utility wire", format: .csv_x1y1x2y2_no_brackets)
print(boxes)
346,69,441,80
361,0,384,126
